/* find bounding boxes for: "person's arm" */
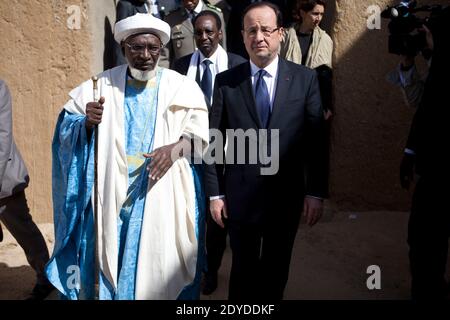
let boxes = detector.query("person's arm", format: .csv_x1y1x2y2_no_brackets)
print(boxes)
204,75,228,228
387,25,433,108
399,92,423,190
303,71,328,226
0,81,13,188
386,55,425,109
398,56,426,109
315,64,333,120
144,77,209,181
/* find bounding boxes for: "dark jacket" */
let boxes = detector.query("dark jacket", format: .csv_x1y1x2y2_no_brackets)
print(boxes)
205,58,328,224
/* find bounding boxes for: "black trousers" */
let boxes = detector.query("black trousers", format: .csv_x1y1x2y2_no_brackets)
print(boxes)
0,191,50,285
408,175,450,300
205,213,227,274
227,213,301,301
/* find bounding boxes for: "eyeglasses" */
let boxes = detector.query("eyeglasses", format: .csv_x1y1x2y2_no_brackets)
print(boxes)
245,26,280,38
124,43,162,54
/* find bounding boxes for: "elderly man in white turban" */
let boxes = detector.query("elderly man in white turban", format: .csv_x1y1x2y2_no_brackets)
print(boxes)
46,13,209,300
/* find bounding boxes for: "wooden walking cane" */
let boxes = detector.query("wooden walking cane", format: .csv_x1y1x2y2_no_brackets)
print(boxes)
91,76,99,298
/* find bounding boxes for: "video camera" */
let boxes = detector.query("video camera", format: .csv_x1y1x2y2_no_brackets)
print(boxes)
381,0,446,56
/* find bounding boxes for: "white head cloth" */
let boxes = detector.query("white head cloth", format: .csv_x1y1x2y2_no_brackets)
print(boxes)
114,13,171,45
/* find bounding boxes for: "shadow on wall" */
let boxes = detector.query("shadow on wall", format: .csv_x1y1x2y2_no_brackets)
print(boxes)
104,16,116,71
321,0,336,36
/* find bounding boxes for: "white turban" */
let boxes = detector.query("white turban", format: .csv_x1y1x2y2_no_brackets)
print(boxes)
114,13,171,45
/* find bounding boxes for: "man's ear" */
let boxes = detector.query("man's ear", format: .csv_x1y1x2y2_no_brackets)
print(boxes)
218,29,223,41
277,27,284,42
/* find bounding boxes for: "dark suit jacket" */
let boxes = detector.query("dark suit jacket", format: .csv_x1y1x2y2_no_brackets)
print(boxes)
116,0,148,21
205,58,328,225
113,0,149,67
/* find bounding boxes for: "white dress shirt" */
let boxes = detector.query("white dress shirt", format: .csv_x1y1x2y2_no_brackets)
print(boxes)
249,56,279,111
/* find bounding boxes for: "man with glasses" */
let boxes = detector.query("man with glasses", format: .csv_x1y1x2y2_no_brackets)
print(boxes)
46,13,209,300
173,10,245,106
226,0,296,58
205,1,328,300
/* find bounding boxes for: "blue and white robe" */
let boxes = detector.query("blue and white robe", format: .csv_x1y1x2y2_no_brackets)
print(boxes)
46,65,209,300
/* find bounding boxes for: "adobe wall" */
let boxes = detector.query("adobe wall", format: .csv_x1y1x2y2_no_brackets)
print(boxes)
0,0,92,222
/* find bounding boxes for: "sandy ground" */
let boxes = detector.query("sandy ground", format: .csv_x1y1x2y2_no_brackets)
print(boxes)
1,210,449,300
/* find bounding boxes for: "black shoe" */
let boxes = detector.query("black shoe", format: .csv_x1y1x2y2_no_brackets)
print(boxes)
202,272,218,295
25,282,55,301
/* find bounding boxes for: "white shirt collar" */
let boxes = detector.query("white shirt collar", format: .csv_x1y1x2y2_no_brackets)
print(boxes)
185,0,204,15
199,46,219,66
194,0,204,14
250,55,279,78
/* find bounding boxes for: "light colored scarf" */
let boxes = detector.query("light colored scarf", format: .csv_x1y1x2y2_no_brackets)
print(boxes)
186,44,229,81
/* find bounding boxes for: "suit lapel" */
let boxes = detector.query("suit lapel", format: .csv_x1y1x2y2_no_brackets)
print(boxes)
239,62,262,128
269,59,292,129
227,53,232,70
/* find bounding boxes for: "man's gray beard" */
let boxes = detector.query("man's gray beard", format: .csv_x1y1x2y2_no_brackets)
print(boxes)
127,57,160,81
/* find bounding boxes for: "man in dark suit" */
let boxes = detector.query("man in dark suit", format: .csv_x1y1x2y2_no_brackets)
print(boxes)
205,1,328,300
399,7,450,300
173,10,246,105
173,10,246,295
